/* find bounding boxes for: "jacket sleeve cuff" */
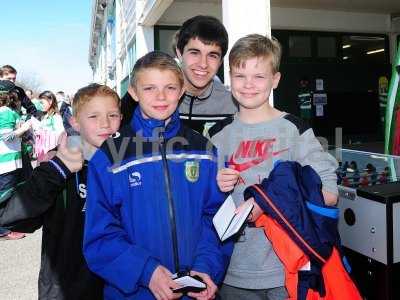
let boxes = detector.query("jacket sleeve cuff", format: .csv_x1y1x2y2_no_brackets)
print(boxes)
139,257,160,287
322,182,339,196
244,184,269,214
48,156,73,180
191,263,214,280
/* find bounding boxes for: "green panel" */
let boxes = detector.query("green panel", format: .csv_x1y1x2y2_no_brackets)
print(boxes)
121,40,136,80
128,41,136,73
107,0,116,19
120,76,129,96
385,40,400,154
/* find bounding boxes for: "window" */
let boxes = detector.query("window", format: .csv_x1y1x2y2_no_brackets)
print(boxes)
341,35,387,63
317,36,337,58
154,26,181,56
288,35,311,57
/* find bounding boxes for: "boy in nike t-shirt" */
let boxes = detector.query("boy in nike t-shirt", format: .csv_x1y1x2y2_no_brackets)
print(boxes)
209,34,338,300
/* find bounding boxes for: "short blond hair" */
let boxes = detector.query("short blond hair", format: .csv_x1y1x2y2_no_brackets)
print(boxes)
130,51,184,88
72,84,120,117
229,34,282,74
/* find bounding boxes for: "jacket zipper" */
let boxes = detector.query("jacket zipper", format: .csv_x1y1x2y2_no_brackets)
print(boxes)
252,184,327,264
188,95,196,121
159,131,181,274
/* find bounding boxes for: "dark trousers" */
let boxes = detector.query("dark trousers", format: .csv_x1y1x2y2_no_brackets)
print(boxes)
0,227,10,236
219,284,288,300
0,169,21,236
0,169,21,196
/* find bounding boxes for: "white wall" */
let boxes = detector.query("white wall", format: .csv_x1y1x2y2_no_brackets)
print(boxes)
115,0,122,94
222,0,272,85
135,0,155,61
271,7,391,33
159,4,392,33
158,1,222,25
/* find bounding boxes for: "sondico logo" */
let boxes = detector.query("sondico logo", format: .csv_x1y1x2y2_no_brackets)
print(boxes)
129,171,142,187
78,183,87,199
79,183,87,212
112,131,121,138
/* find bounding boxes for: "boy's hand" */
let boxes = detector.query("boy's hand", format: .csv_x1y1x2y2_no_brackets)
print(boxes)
322,190,338,206
217,168,240,192
149,265,182,300
55,133,84,173
187,271,217,300
245,197,264,223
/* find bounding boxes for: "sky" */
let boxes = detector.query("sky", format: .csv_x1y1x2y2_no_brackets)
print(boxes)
0,1,93,95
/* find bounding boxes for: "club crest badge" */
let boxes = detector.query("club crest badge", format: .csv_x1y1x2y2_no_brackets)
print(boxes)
185,161,199,182
202,121,216,137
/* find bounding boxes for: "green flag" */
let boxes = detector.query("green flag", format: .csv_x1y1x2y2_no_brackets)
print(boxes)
384,41,400,154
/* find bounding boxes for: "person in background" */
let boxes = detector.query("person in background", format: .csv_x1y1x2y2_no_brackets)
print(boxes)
0,80,31,240
34,91,65,162
24,88,43,113
55,91,66,109
38,91,65,136
0,65,38,117
58,92,78,136
297,76,313,122
21,88,40,176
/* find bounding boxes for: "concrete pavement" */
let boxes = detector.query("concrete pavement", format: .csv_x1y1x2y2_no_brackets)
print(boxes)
0,230,41,300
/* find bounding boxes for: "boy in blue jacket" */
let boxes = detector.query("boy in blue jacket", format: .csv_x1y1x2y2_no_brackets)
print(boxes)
83,51,231,300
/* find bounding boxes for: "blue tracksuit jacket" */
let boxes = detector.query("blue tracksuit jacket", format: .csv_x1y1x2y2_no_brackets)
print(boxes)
244,161,355,299
83,108,232,299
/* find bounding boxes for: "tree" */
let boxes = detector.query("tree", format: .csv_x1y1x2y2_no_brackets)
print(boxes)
16,71,42,95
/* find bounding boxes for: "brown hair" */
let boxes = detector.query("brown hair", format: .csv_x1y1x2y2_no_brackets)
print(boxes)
130,51,184,88
229,34,282,74
0,65,17,77
0,91,18,109
176,15,228,58
39,90,59,116
72,84,120,117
